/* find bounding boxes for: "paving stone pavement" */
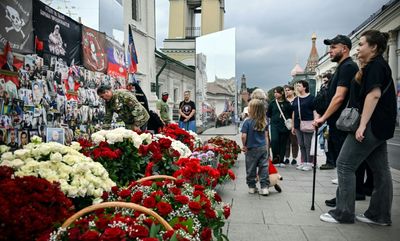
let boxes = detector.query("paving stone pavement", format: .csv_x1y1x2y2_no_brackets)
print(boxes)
200,130,400,241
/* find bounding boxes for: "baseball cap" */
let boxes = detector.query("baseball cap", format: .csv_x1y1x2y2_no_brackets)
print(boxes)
162,92,168,96
323,35,352,49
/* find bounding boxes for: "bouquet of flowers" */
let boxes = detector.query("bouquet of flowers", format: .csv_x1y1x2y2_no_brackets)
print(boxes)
173,158,221,188
101,178,231,241
80,128,153,186
0,137,115,205
190,150,217,168
141,134,193,177
160,123,197,151
0,166,74,241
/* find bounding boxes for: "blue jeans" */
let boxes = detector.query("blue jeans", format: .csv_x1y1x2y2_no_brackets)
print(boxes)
179,120,196,132
245,146,269,189
329,124,392,224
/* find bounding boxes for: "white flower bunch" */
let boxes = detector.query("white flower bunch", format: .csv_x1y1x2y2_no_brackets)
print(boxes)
0,145,10,155
91,128,152,148
0,142,115,201
154,134,192,157
187,130,203,148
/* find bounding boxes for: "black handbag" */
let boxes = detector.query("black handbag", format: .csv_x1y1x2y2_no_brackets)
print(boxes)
336,79,392,132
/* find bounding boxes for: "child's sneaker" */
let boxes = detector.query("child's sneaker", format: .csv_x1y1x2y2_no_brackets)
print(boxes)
291,159,297,165
248,187,258,194
284,159,290,164
259,188,269,196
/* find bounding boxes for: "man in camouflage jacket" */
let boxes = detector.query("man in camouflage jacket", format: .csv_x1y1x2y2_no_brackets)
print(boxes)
97,85,149,131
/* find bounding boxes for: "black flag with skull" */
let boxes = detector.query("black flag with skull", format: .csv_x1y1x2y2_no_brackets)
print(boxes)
0,0,34,53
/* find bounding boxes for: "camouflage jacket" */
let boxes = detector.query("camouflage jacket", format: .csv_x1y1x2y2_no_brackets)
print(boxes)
104,90,149,129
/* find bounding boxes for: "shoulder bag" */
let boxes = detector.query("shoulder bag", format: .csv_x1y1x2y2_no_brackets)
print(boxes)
275,99,292,130
297,97,314,133
336,79,392,132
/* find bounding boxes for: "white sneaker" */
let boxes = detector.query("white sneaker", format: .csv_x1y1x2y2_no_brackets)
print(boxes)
296,163,304,170
320,213,338,223
248,187,258,194
302,163,313,171
331,178,338,185
259,187,269,196
356,214,391,226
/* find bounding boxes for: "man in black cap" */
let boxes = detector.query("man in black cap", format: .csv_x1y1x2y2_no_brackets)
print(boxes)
314,34,360,206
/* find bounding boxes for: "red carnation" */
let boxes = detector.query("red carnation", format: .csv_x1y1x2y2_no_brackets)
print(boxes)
118,189,131,199
143,196,156,208
100,227,125,241
111,186,119,194
130,191,143,203
128,225,149,238
79,230,100,241
188,201,202,214
200,227,212,241
156,201,173,216
174,195,189,205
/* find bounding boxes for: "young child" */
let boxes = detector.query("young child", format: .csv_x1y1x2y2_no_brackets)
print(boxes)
241,99,270,196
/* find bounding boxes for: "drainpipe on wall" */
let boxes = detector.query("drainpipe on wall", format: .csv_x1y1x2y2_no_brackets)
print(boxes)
156,58,168,99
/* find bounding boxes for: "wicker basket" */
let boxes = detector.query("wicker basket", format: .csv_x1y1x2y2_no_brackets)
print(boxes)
137,175,177,183
61,201,173,231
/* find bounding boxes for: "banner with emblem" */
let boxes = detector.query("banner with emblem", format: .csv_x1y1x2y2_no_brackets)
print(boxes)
82,26,107,73
33,0,82,65
0,0,34,53
106,36,126,78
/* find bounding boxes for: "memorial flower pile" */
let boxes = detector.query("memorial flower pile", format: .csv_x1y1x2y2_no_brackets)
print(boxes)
80,128,153,186
160,123,198,151
0,138,115,203
102,178,231,241
0,166,74,241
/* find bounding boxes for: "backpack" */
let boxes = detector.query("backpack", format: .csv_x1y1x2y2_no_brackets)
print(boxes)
314,84,330,116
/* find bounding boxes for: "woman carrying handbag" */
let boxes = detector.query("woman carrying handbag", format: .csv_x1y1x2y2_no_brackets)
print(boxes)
292,80,316,171
267,86,292,167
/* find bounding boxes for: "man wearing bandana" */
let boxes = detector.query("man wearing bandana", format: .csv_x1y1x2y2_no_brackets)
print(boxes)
156,92,171,125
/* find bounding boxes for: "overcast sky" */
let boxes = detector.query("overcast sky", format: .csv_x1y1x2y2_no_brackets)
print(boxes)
155,0,390,91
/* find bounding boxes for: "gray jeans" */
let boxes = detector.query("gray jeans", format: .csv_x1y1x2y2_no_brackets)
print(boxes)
295,129,314,163
245,146,270,189
329,124,392,224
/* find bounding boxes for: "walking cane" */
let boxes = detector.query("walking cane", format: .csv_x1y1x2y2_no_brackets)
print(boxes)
311,126,318,210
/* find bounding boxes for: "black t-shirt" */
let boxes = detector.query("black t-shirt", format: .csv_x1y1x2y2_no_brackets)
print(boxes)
327,57,359,126
267,100,292,132
358,55,396,140
179,100,196,121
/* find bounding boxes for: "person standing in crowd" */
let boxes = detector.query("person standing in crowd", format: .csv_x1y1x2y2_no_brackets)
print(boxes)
267,86,292,167
315,35,358,170
241,99,270,196
97,85,149,132
156,92,171,125
284,85,299,165
320,30,396,226
291,80,315,171
179,91,196,132
314,34,367,207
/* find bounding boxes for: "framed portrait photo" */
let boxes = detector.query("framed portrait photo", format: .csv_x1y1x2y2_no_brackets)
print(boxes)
46,127,65,145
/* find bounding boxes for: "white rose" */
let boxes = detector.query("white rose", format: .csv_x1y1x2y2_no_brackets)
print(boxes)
4,159,25,168
50,152,63,163
30,135,42,144
13,149,31,159
140,133,152,145
70,142,82,151
91,133,105,144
